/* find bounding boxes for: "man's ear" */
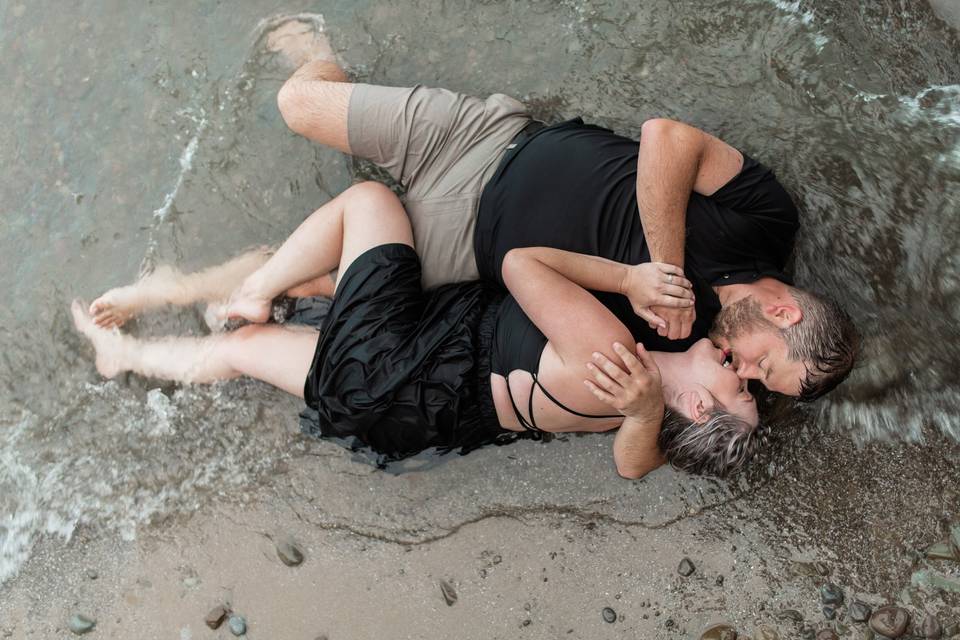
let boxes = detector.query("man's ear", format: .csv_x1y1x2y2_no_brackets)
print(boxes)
764,302,802,329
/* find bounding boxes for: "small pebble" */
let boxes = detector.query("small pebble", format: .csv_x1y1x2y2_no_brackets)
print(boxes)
493,555,502,564
800,626,816,640
823,605,837,620
85,569,98,580
183,576,200,588
820,583,844,606
777,609,803,623
716,575,725,586
228,615,247,636
440,580,457,606
924,613,943,640
68,614,96,635
205,605,230,630
522,619,531,627
755,626,779,639
869,606,910,638
665,618,675,629
700,623,737,640
602,607,616,624
276,539,304,567
849,601,872,623
815,630,838,640
678,557,696,577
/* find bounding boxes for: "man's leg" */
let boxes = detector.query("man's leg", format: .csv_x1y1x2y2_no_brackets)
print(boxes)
277,59,354,154
72,300,317,397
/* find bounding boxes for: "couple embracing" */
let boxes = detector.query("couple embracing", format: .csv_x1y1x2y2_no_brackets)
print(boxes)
74,51,858,479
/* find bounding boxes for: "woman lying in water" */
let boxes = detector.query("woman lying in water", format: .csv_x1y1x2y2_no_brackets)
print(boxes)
73,181,761,479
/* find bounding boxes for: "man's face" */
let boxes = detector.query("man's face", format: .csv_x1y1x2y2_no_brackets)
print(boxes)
709,297,808,397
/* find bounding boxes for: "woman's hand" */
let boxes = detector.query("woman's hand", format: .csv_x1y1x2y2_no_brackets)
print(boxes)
584,342,664,424
620,263,694,330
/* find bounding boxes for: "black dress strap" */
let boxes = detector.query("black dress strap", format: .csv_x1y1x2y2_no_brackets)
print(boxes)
504,371,621,433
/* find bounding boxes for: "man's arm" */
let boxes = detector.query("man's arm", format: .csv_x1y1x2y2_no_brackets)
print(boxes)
636,118,744,339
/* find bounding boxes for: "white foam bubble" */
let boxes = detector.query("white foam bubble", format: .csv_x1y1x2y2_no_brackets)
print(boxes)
765,0,830,51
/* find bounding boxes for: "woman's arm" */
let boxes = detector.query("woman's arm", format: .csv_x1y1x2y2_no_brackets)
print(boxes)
500,247,692,367
585,343,667,479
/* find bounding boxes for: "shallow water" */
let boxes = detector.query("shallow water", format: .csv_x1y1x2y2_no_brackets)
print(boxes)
1,0,958,584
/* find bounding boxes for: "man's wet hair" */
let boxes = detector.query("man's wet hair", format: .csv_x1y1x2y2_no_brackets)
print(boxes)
658,407,766,478
783,287,860,402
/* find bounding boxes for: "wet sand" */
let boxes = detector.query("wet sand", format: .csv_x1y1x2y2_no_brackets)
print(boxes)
3,429,959,638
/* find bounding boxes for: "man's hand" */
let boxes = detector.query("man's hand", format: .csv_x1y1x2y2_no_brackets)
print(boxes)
584,342,664,425
649,304,695,341
620,262,694,332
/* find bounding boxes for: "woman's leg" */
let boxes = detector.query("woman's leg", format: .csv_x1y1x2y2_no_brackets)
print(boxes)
89,247,273,328
226,181,412,322
72,301,317,397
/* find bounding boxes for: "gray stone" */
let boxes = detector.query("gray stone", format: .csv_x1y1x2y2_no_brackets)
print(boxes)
778,609,804,623
183,576,200,588
800,626,816,640
228,615,247,636
849,601,873,623
925,541,957,561
602,607,616,623
440,580,457,606
924,614,943,640
912,570,960,593
870,606,910,638
700,623,738,640
823,605,837,620
276,539,304,567
205,605,230,630
68,614,96,635
678,557,696,577
821,583,845,606
85,569,98,580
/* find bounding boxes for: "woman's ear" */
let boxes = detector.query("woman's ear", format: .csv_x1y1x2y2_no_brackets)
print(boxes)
686,388,715,423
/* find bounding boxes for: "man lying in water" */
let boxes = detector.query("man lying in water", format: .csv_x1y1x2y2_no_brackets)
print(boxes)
75,181,762,479
261,27,858,409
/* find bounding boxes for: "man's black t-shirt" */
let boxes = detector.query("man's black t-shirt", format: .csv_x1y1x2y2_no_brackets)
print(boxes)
475,118,799,361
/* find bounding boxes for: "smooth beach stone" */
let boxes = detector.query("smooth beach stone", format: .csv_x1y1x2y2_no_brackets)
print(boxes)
924,614,943,640
815,630,838,640
849,601,873,623
68,614,96,635
601,607,616,623
678,557,696,577
228,615,247,636
439,579,457,606
700,623,737,640
778,609,804,622
276,539,304,567
870,606,910,638
821,583,845,606
205,605,230,630
85,569,98,580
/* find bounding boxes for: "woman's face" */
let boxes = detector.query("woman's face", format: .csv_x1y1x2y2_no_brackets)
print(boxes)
668,338,758,426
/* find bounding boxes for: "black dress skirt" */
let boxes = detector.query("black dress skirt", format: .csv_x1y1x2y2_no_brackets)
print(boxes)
301,243,512,461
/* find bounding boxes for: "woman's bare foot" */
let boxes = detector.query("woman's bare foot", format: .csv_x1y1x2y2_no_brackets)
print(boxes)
265,15,335,69
71,300,128,378
88,265,178,328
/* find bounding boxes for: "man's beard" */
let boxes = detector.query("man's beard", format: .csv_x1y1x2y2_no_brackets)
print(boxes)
709,296,777,343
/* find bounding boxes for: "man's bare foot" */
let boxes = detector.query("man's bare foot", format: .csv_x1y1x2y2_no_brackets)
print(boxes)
71,300,128,378
89,265,178,328
265,15,335,69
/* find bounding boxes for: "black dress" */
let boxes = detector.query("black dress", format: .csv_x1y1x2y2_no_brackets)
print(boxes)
300,243,512,461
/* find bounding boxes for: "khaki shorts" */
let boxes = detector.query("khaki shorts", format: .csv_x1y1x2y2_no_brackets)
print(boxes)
347,84,530,287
